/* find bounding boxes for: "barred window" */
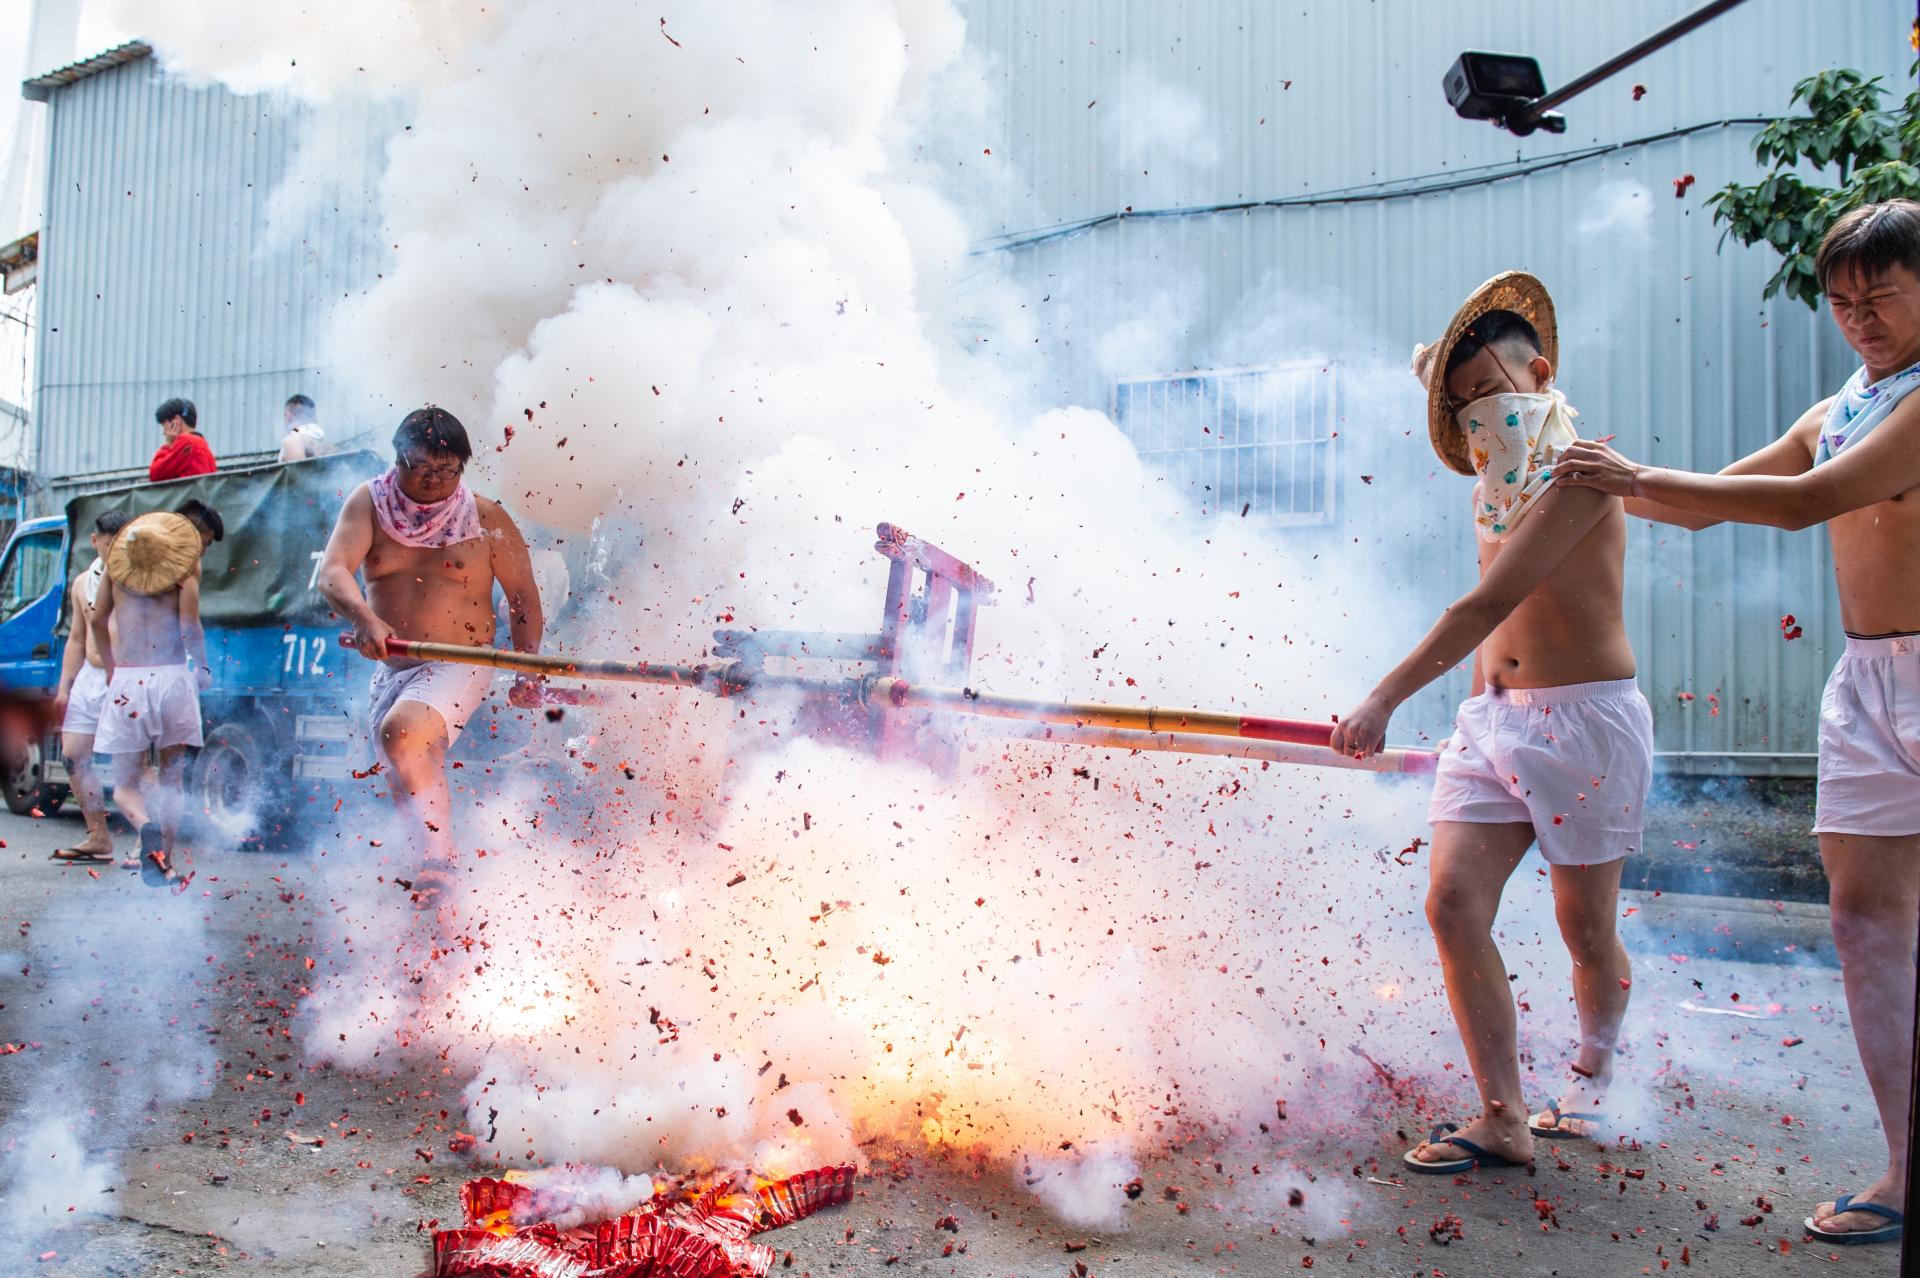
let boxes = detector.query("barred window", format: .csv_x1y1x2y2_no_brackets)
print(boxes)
1112,362,1338,525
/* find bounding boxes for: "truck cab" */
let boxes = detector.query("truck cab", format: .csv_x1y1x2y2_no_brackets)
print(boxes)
0,516,70,694
0,516,71,813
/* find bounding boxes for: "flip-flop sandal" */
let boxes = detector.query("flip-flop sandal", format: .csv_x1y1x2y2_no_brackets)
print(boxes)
139,824,172,887
49,847,113,863
1529,1103,1607,1139
1402,1122,1530,1175
1804,1193,1904,1245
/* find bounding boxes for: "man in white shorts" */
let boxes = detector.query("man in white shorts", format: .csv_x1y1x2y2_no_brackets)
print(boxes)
317,408,543,906
92,509,217,884
49,510,137,863
1330,273,1652,1175
1557,199,1920,1245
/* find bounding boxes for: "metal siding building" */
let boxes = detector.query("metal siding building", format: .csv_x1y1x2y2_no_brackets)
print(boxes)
16,6,1915,772
959,0,1914,771
26,44,389,486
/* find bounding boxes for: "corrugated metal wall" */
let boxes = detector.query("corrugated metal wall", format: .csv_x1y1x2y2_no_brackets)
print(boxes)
31,52,391,482
960,0,1914,770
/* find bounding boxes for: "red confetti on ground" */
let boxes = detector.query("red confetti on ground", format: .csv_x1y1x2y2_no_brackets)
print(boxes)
433,1164,856,1278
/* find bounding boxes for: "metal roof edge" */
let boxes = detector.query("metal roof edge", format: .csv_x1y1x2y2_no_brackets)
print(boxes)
22,41,152,102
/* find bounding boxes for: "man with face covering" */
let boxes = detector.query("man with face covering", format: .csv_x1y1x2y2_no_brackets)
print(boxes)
317,407,543,905
1327,273,1654,1176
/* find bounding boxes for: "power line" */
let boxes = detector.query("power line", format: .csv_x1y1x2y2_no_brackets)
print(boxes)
972,117,1772,256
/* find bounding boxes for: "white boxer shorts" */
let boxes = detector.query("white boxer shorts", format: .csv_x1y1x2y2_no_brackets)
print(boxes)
95,664,204,754
368,661,494,744
1427,678,1654,865
1813,635,1920,838
61,663,110,736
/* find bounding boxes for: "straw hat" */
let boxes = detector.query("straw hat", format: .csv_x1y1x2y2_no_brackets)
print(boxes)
1413,272,1558,476
106,512,202,596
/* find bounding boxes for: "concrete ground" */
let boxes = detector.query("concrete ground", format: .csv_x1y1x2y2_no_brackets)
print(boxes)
0,804,1904,1278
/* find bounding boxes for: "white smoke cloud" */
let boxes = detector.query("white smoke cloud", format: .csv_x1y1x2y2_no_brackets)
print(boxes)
1574,179,1655,242
126,0,1588,1229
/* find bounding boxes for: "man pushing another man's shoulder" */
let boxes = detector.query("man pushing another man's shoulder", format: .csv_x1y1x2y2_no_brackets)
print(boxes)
317,407,544,907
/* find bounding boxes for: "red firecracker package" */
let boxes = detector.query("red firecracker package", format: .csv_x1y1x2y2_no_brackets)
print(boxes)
433,1164,857,1278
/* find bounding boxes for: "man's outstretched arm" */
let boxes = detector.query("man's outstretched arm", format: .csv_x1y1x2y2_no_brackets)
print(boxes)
480,500,543,654
1329,483,1614,757
1556,395,1920,531
315,485,393,661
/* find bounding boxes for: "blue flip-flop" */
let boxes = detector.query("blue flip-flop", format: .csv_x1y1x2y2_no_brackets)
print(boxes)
1402,1122,1529,1175
1804,1193,1903,1245
1529,1103,1606,1139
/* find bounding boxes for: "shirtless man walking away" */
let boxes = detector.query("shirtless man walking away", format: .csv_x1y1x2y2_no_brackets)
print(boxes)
1555,200,1920,1247
1329,273,1653,1176
49,509,135,863
317,408,543,905
92,511,215,884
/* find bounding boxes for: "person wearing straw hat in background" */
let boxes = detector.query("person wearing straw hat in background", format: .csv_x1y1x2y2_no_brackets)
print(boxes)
1328,272,1654,1175
91,509,219,885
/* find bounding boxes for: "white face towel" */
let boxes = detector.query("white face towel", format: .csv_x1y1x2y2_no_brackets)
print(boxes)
1816,358,1920,465
1457,389,1578,542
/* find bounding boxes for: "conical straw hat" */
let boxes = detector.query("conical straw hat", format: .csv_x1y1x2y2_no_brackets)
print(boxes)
1414,271,1558,476
106,512,201,596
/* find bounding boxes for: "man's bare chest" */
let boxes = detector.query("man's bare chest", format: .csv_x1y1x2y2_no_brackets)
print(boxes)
365,534,492,585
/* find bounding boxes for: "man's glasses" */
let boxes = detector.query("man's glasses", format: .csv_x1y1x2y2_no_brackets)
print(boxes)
399,454,464,483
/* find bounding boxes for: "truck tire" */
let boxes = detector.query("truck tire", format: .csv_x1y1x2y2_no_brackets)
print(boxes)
1,732,64,817
1,721,65,809
193,717,286,845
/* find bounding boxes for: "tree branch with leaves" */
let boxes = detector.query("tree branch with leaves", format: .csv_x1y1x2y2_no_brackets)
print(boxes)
1709,64,1920,308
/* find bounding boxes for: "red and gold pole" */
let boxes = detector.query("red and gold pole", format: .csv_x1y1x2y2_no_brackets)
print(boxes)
338,635,1436,772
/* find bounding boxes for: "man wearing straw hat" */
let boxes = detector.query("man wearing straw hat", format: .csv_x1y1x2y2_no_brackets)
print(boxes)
1554,199,1920,1246
316,407,543,907
91,510,213,885
1329,272,1653,1175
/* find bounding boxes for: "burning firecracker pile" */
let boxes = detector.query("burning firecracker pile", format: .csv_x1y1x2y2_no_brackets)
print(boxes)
434,1164,857,1278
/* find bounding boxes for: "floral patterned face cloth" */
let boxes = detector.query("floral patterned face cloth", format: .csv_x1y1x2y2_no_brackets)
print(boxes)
369,467,485,548
1456,389,1578,542
1815,359,1920,465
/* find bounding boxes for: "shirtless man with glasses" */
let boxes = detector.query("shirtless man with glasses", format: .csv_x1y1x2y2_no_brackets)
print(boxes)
317,407,544,906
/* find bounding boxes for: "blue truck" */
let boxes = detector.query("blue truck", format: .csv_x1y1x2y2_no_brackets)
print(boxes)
0,450,549,842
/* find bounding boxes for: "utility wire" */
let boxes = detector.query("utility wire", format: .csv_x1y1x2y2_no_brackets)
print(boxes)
971,116,1772,256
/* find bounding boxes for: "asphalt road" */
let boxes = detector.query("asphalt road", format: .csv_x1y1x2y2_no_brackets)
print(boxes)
0,805,1903,1278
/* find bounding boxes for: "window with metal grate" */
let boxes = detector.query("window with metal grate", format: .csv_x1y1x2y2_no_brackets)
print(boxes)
1112,362,1338,526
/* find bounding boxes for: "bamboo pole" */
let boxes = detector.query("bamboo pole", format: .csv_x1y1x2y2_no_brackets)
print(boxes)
339,635,1429,769
996,722,1437,775
865,676,1337,747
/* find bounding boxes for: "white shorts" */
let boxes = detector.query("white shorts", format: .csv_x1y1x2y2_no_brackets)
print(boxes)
368,661,494,745
61,663,110,737
94,664,204,755
1427,678,1654,866
1814,635,1920,838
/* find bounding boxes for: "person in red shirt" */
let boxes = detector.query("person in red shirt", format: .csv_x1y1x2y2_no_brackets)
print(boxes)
148,398,217,483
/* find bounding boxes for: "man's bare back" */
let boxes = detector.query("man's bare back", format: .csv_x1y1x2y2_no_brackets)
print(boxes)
72,568,109,668
101,576,200,669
